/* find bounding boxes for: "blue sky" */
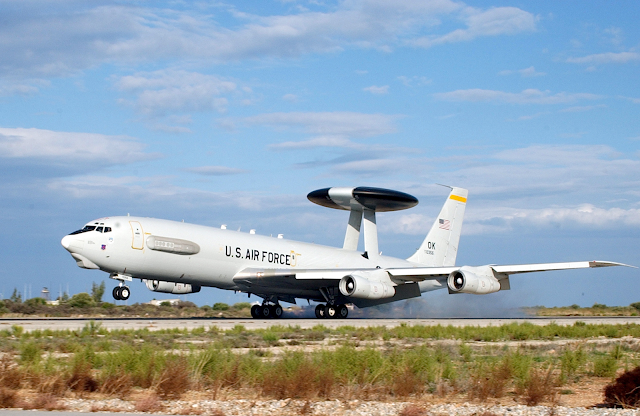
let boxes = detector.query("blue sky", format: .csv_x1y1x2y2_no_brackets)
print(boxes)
0,0,638,311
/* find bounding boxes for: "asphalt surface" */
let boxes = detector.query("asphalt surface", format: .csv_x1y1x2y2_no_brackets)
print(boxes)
1,316,640,332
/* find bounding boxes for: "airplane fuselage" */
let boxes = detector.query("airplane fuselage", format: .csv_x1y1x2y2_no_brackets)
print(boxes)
61,216,425,298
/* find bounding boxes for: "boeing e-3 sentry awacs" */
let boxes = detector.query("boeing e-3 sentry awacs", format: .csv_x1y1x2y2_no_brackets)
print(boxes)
61,186,630,319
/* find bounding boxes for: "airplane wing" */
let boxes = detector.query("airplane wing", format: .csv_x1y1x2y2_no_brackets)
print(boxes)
387,260,634,281
232,261,632,306
234,261,632,288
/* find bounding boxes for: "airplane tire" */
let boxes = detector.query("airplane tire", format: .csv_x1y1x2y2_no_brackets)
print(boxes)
315,304,325,319
120,286,130,300
112,286,121,300
260,305,272,318
272,304,283,318
250,304,261,318
337,304,348,319
325,305,337,319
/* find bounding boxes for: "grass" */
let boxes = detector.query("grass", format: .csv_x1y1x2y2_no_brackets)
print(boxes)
0,321,639,408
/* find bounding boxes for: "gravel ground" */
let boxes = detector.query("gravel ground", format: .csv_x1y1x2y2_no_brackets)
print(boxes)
58,398,639,416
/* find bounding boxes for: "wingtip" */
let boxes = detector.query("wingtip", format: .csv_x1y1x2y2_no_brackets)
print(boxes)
589,261,637,269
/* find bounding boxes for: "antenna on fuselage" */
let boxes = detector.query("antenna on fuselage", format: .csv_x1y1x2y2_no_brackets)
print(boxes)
307,186,418,260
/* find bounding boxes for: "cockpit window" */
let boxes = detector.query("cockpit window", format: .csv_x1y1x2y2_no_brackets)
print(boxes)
69,225,96,235
96,226,104,232
104,227,112,233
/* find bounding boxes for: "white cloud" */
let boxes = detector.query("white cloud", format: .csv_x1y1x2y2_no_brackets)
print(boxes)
558,132,587,139
329,157,419,176
185,166,248,176
0,127,153,166
0,82,41,96
0,1,536,84
411,6,537,48
499,66,545,77
238,111,401,137
381,203,640,236
566,52,640,64
619,96,640,104
47,175,302,212
115,69,237,117
434,88,602,104
282,93,298,102
466,205,640,235
559,104,607,113
516,111,550,120
269,136,357,150
397,75,432,86
363,85,389,94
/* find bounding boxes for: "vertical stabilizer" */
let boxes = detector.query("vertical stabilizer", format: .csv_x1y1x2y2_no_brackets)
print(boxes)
407,187,468,267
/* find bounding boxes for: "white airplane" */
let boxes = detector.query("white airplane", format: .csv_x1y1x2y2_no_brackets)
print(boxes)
61,186,629,319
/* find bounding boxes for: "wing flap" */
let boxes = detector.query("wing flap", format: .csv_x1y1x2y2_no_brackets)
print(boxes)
387,266,457,281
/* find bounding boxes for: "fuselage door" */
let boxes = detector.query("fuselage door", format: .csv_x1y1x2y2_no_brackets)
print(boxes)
130,221,144,250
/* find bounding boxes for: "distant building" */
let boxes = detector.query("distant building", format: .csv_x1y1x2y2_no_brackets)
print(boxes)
147,299,181,306
41,287,50,301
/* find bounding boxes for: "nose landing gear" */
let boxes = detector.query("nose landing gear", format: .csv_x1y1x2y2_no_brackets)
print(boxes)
109,273,132,301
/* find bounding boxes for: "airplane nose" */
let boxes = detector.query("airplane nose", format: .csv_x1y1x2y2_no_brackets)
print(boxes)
61,235,83,252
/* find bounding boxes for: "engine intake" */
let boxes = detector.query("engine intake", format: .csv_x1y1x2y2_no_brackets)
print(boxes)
145,280,201,294
447,266,501,295
339,271,395,300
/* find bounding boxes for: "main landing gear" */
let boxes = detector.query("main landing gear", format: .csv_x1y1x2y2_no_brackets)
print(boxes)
112,285,130,301
315,303,348,319
250,303,283,319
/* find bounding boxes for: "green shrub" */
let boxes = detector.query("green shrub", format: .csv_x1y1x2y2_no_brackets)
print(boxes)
25,297,46,307
593,355,618,378
212,303,229,311
19,342,41,366
560,347,586,383
67,293,95,308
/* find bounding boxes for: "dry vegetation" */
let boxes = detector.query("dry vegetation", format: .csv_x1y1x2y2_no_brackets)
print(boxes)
527,302,640,317
0,297,253,318
0,321,639,411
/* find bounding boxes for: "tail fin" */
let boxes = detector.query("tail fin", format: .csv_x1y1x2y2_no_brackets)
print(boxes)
407,186,468,267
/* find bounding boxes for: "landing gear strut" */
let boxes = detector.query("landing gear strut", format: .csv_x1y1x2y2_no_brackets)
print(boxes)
315,303,348,319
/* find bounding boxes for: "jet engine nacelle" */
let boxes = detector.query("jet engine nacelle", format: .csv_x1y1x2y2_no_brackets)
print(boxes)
447,266,501,295
339,270,396,300
145,280,201,294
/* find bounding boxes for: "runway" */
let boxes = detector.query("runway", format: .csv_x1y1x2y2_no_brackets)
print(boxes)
1,316,639,332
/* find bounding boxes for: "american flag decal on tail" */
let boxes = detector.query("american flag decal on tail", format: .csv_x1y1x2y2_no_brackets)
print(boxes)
439,219,450,230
